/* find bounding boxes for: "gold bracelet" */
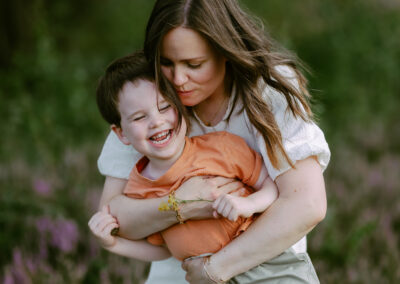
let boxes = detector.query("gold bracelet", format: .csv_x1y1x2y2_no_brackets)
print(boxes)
203,256,225,283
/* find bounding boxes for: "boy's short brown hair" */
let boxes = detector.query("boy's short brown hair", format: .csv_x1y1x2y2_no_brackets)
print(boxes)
96,50,188,129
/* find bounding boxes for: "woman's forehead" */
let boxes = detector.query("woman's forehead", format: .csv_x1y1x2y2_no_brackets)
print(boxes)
161,27,213,60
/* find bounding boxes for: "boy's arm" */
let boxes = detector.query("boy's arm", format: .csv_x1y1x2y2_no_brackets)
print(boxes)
106,237,171,262
88,206,171,261
213,165,278,221
106,175,242,240
98,176,127,209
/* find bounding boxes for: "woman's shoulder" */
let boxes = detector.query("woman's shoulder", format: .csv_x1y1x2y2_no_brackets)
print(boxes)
260,64,300,111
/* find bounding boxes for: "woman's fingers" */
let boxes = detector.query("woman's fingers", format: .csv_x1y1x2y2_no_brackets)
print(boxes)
211,180,244,198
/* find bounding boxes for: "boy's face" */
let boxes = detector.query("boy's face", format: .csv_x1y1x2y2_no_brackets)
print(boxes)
112,79,187,164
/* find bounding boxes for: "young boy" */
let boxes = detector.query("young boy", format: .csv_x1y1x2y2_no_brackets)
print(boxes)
88,51,278,262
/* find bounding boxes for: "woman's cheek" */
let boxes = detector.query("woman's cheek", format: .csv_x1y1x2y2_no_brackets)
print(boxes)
161,66,172,81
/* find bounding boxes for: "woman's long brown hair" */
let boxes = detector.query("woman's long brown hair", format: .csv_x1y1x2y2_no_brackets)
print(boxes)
144,0,313,169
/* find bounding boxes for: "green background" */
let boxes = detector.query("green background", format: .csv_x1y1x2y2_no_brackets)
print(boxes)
1,0,399,282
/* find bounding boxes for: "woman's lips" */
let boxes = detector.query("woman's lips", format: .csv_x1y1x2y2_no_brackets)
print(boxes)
177,90,194,97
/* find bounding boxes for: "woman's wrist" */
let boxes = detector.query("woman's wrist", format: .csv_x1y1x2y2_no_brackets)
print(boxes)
204,254,234,283
203,256,226,283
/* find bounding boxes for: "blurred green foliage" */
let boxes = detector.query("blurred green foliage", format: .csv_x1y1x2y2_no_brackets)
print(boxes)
1,0,399,282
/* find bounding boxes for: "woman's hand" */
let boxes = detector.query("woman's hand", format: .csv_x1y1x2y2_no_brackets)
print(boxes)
175,176,244,220
182,256,224,284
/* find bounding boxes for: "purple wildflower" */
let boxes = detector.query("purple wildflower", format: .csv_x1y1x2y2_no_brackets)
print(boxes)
33,179,52,196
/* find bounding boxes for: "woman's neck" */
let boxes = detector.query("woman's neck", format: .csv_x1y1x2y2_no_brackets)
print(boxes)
194,89,230,127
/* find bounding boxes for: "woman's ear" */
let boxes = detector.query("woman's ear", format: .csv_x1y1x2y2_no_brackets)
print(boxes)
111,124,131,145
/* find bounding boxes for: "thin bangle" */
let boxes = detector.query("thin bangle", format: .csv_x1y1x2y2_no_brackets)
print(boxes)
203,256,225,283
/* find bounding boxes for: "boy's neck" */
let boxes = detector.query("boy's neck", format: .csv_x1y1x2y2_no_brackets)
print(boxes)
140,140,186,180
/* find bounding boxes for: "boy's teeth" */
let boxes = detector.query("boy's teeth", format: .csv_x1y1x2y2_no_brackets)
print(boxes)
150,130,171,143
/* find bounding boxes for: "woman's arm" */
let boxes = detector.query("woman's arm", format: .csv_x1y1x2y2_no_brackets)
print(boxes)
106,176,242,240
182,156,327,282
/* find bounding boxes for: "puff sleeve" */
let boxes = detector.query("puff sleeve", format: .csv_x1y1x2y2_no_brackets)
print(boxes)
255,65,331,180
97,131,142,179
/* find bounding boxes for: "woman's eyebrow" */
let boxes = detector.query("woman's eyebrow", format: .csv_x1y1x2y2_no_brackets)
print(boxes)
161,55,206,61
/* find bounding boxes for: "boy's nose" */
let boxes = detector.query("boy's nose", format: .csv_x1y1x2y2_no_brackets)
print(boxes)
149,113,165,129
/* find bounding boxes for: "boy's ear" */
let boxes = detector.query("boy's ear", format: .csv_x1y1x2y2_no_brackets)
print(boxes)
111,124,131,145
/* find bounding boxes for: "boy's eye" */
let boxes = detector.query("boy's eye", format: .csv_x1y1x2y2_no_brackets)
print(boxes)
133,115,145,121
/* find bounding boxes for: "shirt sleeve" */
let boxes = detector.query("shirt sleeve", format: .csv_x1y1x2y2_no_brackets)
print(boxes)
97,131,142,179
255,65,331,180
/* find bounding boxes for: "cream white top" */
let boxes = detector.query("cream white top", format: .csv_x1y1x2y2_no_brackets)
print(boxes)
97,65,330,255
98,66,330,181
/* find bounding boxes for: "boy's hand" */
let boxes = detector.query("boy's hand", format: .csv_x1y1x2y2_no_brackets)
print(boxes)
212,193,254,222
88,205,119,248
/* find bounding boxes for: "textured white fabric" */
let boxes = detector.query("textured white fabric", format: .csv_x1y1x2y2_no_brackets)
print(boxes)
97,66,330,282
145,257,188,284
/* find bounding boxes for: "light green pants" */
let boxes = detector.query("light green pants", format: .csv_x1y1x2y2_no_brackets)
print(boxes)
228,248,320,284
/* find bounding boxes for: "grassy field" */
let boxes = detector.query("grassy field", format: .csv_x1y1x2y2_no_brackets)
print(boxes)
1,0,399,283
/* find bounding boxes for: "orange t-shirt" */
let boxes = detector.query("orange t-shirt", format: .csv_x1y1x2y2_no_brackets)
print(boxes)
124,131,263,260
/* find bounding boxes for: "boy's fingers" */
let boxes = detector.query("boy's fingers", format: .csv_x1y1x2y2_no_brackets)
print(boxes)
229,211,238,222
95,214,114,228
104,222,119,235
222,205,232,218
88,211,103,225
212,210,220,219
212,194,224,209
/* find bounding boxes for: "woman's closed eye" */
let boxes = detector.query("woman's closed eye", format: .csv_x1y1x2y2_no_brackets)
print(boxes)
160,58,173,67
187,62,202,69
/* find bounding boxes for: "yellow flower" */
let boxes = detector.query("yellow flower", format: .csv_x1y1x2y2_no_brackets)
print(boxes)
158,202,171,211
158,192,213,212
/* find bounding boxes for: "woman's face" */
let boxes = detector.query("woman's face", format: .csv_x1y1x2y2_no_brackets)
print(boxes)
160,27,227,107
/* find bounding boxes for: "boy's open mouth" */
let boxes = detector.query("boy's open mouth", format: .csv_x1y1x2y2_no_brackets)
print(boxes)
149,130,172,145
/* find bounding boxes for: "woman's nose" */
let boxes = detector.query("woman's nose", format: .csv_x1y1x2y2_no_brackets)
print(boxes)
172,66,188,86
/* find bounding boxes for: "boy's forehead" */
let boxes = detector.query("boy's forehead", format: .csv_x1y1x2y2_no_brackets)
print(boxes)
118,80,166,108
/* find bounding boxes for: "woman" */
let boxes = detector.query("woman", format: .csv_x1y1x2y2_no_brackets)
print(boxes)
97,0,330,283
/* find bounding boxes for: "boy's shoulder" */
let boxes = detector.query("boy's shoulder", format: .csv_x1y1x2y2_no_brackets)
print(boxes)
192,131,243,141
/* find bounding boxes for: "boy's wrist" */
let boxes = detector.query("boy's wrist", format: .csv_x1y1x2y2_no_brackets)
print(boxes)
99,236,117,249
